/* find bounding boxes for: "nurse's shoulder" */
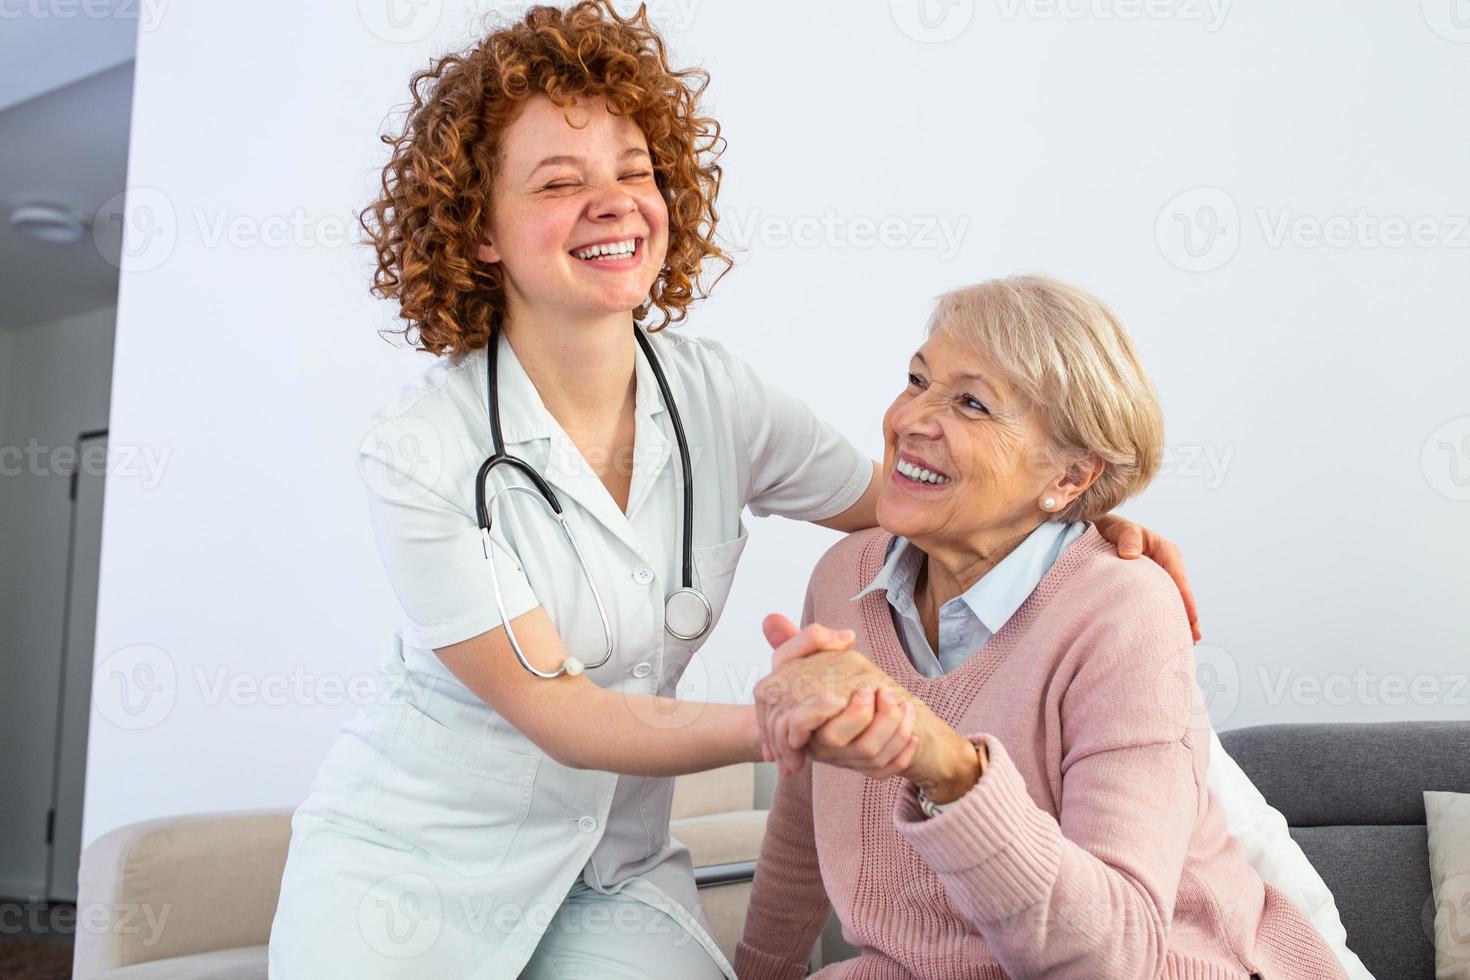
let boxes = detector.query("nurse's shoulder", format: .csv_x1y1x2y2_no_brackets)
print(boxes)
356,347,489,508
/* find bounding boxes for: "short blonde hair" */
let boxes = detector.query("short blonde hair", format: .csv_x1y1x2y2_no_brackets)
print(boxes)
927,275,1164,523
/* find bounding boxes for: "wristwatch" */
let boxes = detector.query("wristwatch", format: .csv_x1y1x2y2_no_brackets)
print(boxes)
914,742,986,818
915,784,957,819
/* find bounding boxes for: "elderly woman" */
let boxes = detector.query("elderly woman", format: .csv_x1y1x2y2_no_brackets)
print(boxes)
734,276,1346,980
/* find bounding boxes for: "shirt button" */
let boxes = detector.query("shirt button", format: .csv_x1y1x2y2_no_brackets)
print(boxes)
631,565,654,585
632,662,653,678
577,815,597,832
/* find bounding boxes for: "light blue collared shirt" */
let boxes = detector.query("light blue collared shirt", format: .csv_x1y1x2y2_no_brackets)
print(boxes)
852,520,1087,676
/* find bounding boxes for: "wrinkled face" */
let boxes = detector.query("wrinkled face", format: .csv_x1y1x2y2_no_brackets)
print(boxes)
877,328,1065,549
478,94,669,324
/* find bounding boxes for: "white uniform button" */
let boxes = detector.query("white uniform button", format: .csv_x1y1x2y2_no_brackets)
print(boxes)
632,565,654,585
577,815,597,832
632,662,653,678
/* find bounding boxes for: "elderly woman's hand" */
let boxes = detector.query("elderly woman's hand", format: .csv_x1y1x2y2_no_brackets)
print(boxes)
757,614,949,780
755,644,908,777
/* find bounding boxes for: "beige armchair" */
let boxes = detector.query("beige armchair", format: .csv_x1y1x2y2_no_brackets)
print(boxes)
72,763,768,979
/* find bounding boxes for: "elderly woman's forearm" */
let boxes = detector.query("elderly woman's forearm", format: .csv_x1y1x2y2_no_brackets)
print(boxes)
894,735,1193,980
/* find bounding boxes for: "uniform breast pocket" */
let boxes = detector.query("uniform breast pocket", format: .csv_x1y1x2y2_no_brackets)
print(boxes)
368,703,540,878
690,519,751,639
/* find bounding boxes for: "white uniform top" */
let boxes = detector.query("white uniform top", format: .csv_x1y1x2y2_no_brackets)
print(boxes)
347,325,871,977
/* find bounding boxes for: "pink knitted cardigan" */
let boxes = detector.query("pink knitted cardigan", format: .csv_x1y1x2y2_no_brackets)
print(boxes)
734,526,1346,980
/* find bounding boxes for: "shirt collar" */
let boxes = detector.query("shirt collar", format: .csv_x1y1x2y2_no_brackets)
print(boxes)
852,520,1080,635
476,325,668,447
474,325,673,559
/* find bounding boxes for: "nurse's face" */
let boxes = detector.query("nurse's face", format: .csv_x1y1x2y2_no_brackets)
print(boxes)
477,94,669,324
876,328,1063,552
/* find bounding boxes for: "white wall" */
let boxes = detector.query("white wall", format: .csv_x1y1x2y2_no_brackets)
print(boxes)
0,306,115,897
83,0,1470,844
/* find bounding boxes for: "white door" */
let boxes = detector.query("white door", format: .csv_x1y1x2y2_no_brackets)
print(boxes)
47,428,107,901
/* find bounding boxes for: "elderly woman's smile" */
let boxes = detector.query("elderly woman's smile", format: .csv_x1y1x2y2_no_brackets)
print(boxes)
876,326,1087,574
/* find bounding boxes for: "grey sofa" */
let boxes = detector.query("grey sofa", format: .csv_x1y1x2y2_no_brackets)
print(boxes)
1219,720,1470,980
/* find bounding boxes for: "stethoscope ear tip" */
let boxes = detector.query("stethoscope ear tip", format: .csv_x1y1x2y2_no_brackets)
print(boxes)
563,657,586,677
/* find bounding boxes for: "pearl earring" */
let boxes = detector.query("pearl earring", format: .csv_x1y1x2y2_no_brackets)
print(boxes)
1043,497,1056,510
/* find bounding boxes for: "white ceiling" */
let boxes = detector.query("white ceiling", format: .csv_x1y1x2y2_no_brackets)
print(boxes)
0,7,139,331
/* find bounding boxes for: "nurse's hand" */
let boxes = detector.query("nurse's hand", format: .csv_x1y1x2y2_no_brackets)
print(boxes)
1094,514,1201,642
752,619,855,771
755,615,917,776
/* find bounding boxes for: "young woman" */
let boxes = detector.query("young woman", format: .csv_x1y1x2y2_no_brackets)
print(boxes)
265,5,1194,978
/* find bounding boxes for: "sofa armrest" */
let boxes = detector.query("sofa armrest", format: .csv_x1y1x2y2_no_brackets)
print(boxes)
73,809,293,978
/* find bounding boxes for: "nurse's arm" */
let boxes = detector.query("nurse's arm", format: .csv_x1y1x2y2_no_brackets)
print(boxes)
811,459,882,532
433,608,766,777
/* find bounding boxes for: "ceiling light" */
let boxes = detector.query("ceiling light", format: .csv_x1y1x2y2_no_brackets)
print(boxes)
10,203,88,244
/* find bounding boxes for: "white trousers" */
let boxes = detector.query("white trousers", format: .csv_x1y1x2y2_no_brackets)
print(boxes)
518,879,727,980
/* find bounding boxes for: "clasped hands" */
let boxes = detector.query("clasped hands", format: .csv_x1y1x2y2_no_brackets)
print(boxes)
753,614,985,803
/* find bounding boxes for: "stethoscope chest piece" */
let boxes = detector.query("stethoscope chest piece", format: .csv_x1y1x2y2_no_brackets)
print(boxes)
665,587,713,642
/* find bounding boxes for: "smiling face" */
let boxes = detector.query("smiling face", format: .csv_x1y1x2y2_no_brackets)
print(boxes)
476,94,670,327
877,328,1088,553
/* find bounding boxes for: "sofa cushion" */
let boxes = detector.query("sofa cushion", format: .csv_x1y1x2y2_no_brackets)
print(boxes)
90,944,267,980
1221,722,1470,826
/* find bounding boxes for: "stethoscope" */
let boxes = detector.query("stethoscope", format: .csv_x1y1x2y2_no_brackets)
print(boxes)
475,322,713,678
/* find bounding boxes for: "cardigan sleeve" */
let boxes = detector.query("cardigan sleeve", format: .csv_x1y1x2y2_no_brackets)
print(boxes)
891,569,1210,980
734,576,833,980
733,761,830,980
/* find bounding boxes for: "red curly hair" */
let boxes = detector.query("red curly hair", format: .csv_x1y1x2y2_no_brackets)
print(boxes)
358,0,733,357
